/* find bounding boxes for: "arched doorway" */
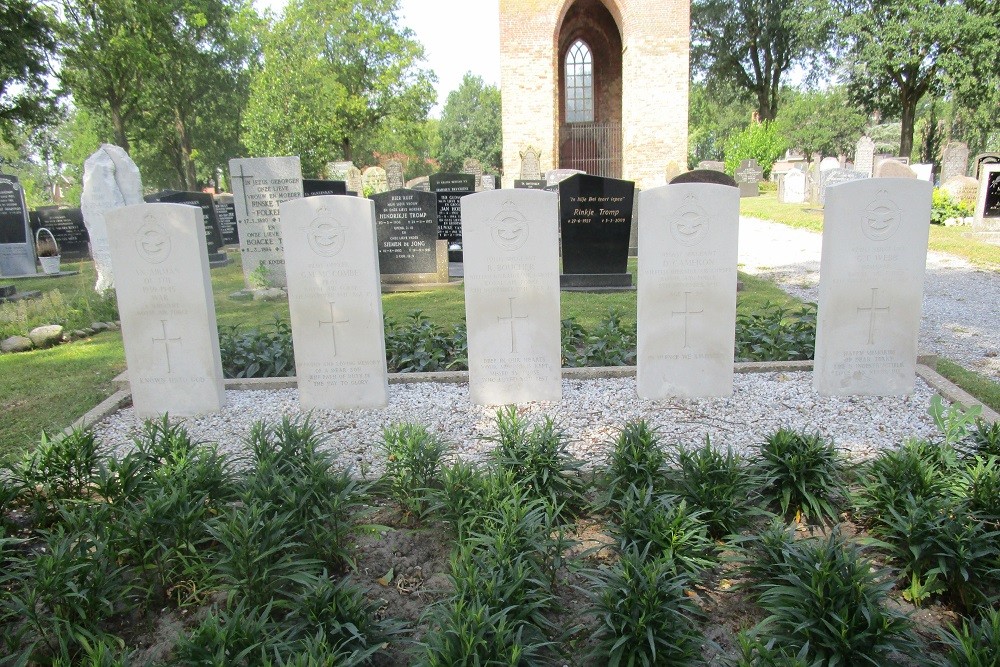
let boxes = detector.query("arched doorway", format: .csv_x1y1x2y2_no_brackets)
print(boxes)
557,0,622,178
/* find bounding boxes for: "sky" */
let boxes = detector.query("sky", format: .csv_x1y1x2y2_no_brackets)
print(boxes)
255,0,502,116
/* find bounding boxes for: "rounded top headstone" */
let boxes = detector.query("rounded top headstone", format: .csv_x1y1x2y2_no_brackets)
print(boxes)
670,169,737,187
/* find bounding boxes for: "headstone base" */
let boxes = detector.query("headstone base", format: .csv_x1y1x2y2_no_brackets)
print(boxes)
0,270,80,279
448,249,463,262
560,273,634,292
0,288,41,303
208,251,230,268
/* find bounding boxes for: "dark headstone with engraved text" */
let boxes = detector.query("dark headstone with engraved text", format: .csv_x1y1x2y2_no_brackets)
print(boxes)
213,198,239,245
0,174,36,275
303,179,347,197
430,173,474,260
515,179,547,189
558,173,634,289
735,159,764,198
372,189,442,278
146,190,225,255
29,207,89,258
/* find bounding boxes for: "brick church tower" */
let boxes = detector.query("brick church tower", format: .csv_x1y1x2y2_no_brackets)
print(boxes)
499,0,689,189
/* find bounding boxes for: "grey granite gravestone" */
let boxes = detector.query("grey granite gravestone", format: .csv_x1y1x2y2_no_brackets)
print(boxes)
941,141,969,184
462,158,484,191
819,168,868,205
0,174,37,276
735,159,764,198
386,160,405,191
29,207,88,258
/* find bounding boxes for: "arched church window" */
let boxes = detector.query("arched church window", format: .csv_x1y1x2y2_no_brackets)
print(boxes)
565,39,594,123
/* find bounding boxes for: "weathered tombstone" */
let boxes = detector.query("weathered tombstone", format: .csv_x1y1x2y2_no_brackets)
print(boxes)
875,159,917,179
664,160,684,182
430,173,475,254
974,164,1000,231
279,195,389,409
81,144,144,291
303,179,347,197
779,168,807,204
481,174,496,191
105,203,225,417
213,195,239,245
972,153,1000,179
820,156,840,172
855,136,876,177
670,170,738,187
385,160,405,191
228,156,304,288
819,168,868,205
515,179,547,189
940,141,969,183
146,190,225,260
462,158,484,191
545,168,585,186
0,174,37,275
326,161,355,179
519,146,541,180
696,160,725,172
406,176,431,191
637,183,739,398
559,174,635,289
941,175,980,208
813,179,933,395
362,166,388,195
735,159,764,198
345,166,363,195
461,190,561,404
809,153,822,204
372,189,447,284
29,208,88,258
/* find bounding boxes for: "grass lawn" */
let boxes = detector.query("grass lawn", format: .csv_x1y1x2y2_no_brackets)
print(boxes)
740,192,1000,271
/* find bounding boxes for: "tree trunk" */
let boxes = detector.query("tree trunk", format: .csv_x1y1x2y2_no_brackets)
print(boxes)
175,108,197,191
899,91,917,159
110,104,130,154
341,137,352,162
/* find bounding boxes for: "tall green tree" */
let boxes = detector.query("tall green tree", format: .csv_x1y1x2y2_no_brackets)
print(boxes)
0,0,59,139
243,0,435,174
437,73,501,173
837,0,999,159
775,86,867,157
691,0,833,121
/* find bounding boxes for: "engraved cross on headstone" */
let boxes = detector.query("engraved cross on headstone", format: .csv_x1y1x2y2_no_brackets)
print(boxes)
231,164,255,216
498,296,528,354
672,292,703,348
152,319,181,373
319,300,350,356
857,287,890,345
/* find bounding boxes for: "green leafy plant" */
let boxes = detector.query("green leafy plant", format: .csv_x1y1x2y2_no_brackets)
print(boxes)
723,120,786,177
735,302,817,362
967,417,1000,458
9,428,104,524
937,606,1000,667
757,428,843,524
603,419,668,501
583,545,705,667
748,529,916,666
218,316,295,378
582,308,636,367
667,437,765,538
963,455,1000,522
247,263,272,289
930,187,973,226
384,311,466,372
929,395,982,446
560,316,588,367
381,422,446,519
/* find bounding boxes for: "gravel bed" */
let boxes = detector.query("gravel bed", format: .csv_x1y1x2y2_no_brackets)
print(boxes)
93,372,940,475
738,216,1000,383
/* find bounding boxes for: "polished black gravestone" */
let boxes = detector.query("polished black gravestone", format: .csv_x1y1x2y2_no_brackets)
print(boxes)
430,173,474,261
213,198,239,245
0,174,37,276
984,169,1000,219
303,179,347,197
372,189,440,276
29,207,89,258
145,190,228,265
558,174,635,290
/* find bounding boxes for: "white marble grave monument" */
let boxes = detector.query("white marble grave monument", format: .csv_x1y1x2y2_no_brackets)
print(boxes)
637,183,740,398
105,203,225,417
279,195,389,409
461,190,561,404
229,156,303,288
814,179,932,395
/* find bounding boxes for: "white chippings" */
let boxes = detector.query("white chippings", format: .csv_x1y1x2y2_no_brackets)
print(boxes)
92,372,940,475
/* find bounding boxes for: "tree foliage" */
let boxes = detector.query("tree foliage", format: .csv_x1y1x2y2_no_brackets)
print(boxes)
691,0,833,121
774,86,867,157
836,0,1000,159
0,0,59,138
722,121,786,177
243,0,435,175
688,81,753,166
437,73,501,173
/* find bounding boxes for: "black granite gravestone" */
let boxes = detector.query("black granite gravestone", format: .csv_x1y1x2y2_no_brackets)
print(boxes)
0,174,36,275
372,189,440,276
303,179,347,196
430,173,474,260
985,170,1000,219
559,174,635,289
214,199,239,245
515,179,547,189
29,207,89,258
146,190,225,255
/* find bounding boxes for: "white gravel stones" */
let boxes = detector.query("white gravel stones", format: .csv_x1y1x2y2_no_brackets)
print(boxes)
739,216,1000,383
92,372,940,475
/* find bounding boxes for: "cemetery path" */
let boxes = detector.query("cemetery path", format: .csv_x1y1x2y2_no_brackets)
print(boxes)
738,216,1000,383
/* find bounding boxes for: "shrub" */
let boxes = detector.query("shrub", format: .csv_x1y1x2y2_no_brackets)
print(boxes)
603,419,668,501
757,428,843,524
748,529,916,666
218,316,294,378
735,302,816,362
381,422,446,519
384,311,466,372
963,455,1000,522
581,309,636,367
967,417,1000,458
937,607,1000,667
930,187,973,225
723,121,786,178
9,428,104,524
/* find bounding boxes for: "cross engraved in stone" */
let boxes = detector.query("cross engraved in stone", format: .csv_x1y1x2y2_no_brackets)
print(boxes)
318,301,350,356
231,164,255,217
671,292,703,349
152,320,181,374
497,296,528,354
857,287,890,345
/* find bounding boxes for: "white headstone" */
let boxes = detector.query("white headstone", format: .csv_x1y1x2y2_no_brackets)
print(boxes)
911,163,933,182
81,144,144,292
855,137,876,177
820,156,840,172
279,195,389,409
637,184,740,398
780,168,807,204
814,179,933,395
105,203,225,418
229,156,303,289
461,190,561,404
545,168,584,186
